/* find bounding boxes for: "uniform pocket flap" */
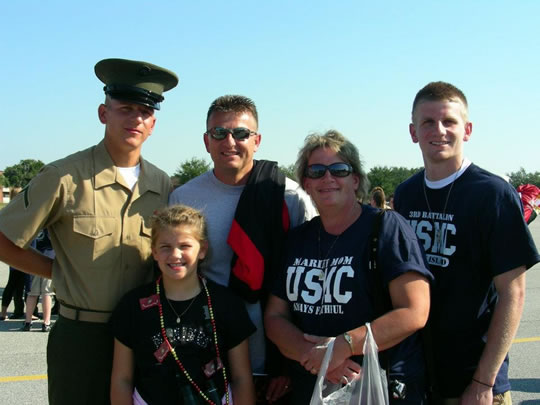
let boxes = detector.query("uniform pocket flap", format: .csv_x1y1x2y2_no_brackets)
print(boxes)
73,216,116,239
140,218,152,238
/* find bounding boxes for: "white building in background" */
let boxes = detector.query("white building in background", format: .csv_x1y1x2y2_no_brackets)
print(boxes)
0,170,10,203
2,187,9,203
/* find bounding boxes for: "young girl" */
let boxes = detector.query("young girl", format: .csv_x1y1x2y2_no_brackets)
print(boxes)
110,205,256,405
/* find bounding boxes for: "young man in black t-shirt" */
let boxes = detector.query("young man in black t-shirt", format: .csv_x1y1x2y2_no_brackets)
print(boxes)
395,81,540,405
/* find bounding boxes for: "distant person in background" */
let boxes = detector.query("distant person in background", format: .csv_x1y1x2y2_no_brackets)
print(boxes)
0,266,26,320
388,193,395,210
370,186,387,209
394,81,540,404
21,229,55,332
0,188,25,320
0,58,178,405
516,184,540,225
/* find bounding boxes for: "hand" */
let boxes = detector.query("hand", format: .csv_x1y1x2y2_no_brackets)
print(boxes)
325,358,362,385
300,334,331,375
459,381,493,405
265,376,291,403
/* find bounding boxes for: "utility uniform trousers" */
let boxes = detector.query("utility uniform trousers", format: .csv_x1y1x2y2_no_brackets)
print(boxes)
47,315,113,405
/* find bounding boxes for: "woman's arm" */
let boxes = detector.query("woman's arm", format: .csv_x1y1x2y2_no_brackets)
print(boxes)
371,271,431,348
265,293,361,386
304,272,431,374
227,339,255,405
110,338,135,405
264,294,316,362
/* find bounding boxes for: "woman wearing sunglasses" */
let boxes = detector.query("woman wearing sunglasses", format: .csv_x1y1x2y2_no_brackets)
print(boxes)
264,130,433,404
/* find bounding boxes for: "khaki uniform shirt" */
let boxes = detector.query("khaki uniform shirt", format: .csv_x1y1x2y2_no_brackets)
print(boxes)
0,141,171,312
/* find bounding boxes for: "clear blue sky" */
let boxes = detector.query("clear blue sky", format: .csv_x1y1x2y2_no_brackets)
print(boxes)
1,1,538,180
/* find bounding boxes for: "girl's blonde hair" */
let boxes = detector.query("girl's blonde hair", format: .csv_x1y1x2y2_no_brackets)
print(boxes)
150,204,208,247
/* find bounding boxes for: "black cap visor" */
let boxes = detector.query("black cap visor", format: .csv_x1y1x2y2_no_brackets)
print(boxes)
104,84,164,110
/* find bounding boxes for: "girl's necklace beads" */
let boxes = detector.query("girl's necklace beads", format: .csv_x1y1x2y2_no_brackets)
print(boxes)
156,276,229,405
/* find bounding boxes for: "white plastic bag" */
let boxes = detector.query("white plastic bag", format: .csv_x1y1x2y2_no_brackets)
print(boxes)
309,323,389,405
358,323,389,405
309,337,355,405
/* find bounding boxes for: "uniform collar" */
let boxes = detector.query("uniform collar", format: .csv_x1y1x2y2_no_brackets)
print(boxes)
92,141,163,195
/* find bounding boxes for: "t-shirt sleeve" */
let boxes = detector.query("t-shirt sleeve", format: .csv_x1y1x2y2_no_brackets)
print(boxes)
377,210,433,284
215,285,256,350
482,182,540,275
168,186,181,205
284,178,318,228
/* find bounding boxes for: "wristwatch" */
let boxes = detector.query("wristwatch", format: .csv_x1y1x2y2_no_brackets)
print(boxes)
343,332,354,355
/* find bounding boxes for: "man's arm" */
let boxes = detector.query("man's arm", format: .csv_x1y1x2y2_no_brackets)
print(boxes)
460,266,526,404
0,231,53,278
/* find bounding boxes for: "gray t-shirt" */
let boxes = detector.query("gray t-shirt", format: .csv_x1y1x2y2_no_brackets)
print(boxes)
169,169,317,373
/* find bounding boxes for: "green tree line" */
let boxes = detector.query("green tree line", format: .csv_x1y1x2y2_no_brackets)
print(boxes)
1,159,44,188
2,158,538,197
507,168,540,188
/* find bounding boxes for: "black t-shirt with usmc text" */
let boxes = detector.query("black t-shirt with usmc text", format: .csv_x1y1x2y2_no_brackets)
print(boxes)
273,205,432,403
395,164,540,397
111,278,255,404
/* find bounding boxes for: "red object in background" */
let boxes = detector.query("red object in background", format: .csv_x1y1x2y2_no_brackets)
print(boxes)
517,184,540,224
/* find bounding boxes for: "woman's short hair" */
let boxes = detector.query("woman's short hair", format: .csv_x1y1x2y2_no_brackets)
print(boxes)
295,129,369,199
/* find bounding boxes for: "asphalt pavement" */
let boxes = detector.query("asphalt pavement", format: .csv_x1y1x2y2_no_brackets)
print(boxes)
1,220,540,404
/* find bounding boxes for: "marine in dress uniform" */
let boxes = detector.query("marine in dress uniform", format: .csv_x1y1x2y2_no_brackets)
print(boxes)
0,58,179,405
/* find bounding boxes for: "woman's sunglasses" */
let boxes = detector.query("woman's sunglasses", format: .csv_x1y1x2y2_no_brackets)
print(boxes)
205,127,257,141
305,162,353,179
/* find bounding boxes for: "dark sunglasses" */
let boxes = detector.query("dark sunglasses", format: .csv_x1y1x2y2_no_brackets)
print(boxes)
205,127,257,141
305,162,353,179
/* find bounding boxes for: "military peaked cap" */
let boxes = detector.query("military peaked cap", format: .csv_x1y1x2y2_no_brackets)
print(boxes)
95,58,179,110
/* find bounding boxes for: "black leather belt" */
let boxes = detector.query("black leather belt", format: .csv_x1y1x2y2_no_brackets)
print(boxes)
59,302,111,323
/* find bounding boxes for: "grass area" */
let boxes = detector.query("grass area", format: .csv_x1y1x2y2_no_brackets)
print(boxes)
0,203,6,210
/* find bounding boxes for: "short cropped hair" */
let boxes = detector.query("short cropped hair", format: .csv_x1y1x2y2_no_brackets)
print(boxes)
150,204,208,248
295,130,369,200
206,95,259,128
412,81,468,121
370,186,386,209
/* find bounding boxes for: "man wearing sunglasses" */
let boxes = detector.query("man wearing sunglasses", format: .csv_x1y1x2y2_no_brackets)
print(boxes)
394,82,539,405
169,94,316,403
